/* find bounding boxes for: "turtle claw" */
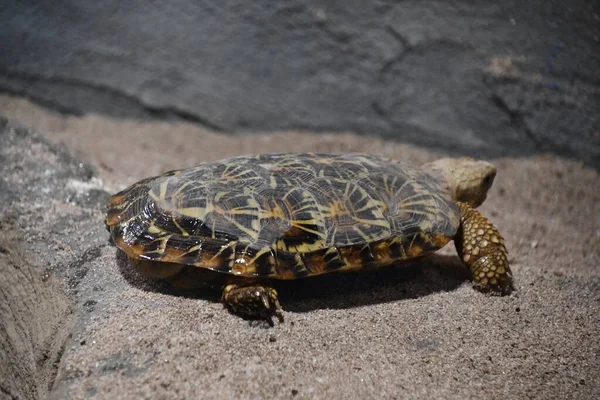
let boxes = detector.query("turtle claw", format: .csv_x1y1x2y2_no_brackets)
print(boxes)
222,284,284,325
271,298,284,324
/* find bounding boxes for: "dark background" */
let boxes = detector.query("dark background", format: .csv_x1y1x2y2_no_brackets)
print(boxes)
1,0,598,167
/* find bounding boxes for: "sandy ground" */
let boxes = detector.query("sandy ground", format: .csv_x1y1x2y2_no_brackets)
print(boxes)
1,94,599,399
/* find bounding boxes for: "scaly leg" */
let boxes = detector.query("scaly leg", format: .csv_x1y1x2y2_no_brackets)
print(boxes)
222,282,284,325
454,202,513,293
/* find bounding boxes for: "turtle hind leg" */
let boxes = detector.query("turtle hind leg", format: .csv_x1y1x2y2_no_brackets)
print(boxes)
222,281,284,325
454,202,513,294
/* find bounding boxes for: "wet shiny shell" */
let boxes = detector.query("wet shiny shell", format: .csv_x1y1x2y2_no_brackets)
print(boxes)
105,153,460,279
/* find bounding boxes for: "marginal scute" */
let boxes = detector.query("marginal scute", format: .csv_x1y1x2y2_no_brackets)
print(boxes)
105,153,460,279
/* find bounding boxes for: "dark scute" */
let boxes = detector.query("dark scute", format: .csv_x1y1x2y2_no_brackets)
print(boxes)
356,244,378,268
125,221,152,244
173,214,202,233
402,232,436,256
300,252,324,274
140,238,165,259
291,268,310,278
165,235,201,252
144,200,168,225
180,247,201,263
388,239,403,259
276,252,310,278
219,243,236,260
280,225,322,247
397,224,422,237
200,238,230,256
214,262,232,273
412,233,431,250
111,225,123,240
323,248,346,271
348,185,370,211
167,211,239,242
206,226,239,242
253,249,276,277
104,208,121,226
288,206,320,224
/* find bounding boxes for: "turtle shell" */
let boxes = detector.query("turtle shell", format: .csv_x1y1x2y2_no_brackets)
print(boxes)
105,153,460,279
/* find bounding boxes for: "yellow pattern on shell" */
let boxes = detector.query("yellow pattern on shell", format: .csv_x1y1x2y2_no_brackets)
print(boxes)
104,153,460,278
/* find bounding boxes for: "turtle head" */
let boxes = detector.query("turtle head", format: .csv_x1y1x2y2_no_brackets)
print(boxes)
423,157,497,208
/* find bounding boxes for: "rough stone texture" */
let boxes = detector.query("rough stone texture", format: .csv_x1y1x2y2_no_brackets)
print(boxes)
1,1,599,168
0,235,70,400
0,111,599,399
0,119,109,399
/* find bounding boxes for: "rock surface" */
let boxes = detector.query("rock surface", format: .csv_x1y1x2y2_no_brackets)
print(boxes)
1,1,599,167
0,113,599,399
0,118,108,400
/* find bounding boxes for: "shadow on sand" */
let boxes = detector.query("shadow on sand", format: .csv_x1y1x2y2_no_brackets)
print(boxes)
116,249,472,315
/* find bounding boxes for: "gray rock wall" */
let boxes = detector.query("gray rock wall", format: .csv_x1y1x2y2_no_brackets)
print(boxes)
1,1,598,166
0,119,109,399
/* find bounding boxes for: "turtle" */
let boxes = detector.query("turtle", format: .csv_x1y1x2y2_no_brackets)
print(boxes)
105,153,512,323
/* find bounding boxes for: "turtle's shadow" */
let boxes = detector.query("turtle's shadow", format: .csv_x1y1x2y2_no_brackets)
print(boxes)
278,254,470,313
116,250,222,303
116,249,471,312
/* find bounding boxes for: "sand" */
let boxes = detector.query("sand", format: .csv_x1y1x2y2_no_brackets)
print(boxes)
0,94,599,399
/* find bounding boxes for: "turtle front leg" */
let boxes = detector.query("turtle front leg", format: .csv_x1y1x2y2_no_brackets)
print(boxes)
222,282,284,325
454,202,513,293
